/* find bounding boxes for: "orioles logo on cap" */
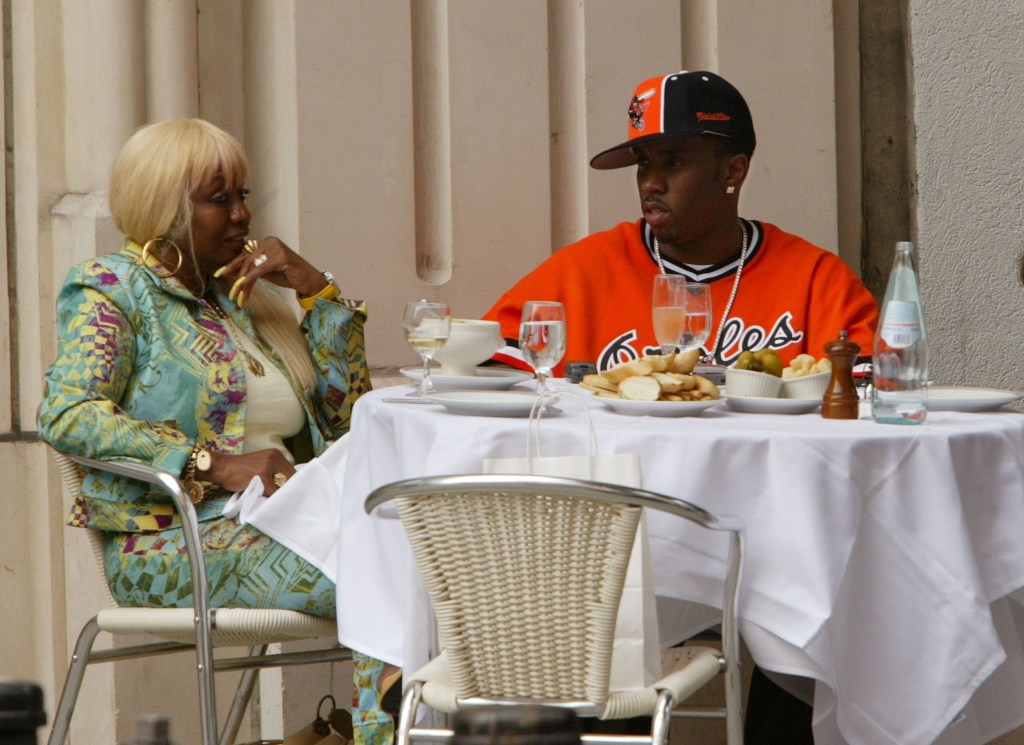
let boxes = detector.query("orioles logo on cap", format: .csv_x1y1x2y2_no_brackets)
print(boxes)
697,111,732,122
628,88,656,131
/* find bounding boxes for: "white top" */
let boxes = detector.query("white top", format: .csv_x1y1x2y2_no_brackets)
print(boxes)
230,319,305,463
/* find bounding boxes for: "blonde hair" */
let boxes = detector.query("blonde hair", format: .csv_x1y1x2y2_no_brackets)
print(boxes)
110,118,317,392
110,119,248,251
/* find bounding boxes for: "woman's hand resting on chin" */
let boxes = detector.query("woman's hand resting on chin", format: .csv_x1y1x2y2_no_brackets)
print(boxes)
214,236,328,307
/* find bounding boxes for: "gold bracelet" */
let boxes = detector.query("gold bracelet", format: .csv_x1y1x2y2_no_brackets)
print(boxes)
183,444,205,504
297,270,340,311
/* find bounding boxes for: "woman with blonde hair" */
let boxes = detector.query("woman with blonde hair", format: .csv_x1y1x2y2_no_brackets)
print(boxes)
40,118,395,744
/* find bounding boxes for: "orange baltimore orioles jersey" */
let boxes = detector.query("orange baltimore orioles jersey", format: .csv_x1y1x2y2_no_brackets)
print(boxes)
483,219,878,376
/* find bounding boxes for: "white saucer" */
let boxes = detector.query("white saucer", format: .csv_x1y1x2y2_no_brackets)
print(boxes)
725,395,820,415
926,387,1023,412
426,390,545,417
597,397,724,418
400,366,532,390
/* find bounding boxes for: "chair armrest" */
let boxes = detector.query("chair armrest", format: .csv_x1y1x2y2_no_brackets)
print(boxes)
63,454,193,513
63,452,206,528
61,453,215,667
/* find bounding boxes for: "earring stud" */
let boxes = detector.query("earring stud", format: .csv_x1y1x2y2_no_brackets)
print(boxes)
726,186,736,195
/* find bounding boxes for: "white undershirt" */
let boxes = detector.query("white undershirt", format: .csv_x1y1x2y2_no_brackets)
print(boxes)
227,318,306,463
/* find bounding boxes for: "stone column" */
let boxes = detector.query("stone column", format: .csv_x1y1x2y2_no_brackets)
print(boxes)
145,0,200,120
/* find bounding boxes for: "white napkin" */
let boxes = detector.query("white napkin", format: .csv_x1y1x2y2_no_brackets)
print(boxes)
220,434,350,582
221,474,269,519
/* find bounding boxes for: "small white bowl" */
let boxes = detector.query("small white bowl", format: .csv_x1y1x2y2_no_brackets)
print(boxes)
781,371,831,400
433,319,504,376
724,367,783,398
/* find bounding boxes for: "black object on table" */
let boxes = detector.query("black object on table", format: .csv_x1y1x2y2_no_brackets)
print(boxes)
564,361,598,383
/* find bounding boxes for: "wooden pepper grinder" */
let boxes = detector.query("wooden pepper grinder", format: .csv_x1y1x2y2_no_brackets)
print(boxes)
822,330,861,419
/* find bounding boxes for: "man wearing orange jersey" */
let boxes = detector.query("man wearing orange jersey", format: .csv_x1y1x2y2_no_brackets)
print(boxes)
485,69,874,744
484,70,877,377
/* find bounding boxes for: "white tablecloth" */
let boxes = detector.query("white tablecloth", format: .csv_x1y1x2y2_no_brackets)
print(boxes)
330,383,1024,745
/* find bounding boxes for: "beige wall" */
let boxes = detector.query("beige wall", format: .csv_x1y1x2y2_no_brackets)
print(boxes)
908,0,1024,392
9,0,1019,742
256,0,852,373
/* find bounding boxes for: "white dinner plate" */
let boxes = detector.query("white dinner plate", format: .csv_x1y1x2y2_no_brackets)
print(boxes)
597,397,723,418
400,366,532,390
425,390,545,417
725,395,821,415
926,386,1023,412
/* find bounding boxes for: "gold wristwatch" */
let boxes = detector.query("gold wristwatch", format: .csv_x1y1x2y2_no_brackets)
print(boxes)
184,446,213,504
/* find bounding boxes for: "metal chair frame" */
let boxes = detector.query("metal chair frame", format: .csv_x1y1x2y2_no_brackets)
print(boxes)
365,473,745,745
48,451,351,745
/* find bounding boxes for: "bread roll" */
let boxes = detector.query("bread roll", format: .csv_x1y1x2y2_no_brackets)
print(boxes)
668,349,700,374
601,359,654,384
694,374,720,399
641,354,670,373
580,375,619,395
619,375,662,401
651,372,685,393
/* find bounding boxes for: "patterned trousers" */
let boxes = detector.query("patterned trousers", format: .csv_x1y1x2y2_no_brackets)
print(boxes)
104,517,397,744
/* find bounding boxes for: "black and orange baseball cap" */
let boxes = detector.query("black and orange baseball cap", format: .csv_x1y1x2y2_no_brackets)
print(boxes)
590,70,756,170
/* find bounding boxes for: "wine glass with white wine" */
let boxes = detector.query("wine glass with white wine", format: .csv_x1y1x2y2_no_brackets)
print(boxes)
518,301,566,393
680,282,712,356
403,300,452,395
652,274,688,355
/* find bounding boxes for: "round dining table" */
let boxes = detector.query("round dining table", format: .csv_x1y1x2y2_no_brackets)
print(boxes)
330,381,1024,745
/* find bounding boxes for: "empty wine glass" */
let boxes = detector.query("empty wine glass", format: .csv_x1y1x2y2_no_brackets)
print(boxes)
519,301,566,393
652,274,688,355
403,300,451,395
680,283,712,355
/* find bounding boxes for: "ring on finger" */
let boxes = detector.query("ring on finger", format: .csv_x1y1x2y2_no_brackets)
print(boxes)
243,239,258,254
253,254,268,268
273,471,288,488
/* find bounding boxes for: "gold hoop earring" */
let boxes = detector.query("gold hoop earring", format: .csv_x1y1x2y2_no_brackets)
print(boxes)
141,237,184,276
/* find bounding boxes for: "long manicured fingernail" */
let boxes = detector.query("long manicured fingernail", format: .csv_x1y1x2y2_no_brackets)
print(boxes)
229,276,246,301
213,265,229,278
237,290,246,308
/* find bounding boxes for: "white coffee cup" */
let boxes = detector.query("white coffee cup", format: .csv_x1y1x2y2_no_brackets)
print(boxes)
433,319,504,376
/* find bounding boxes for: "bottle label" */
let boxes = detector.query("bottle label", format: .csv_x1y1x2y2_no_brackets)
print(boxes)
880,300,922,349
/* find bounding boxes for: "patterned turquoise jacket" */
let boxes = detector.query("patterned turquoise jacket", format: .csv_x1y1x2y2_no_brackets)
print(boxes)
39,241,371,532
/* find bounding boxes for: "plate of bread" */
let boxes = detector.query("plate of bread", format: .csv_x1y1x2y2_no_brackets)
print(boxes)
577,349,724,417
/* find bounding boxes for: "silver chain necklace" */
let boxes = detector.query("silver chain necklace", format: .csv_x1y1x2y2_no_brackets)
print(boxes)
653,219,749,364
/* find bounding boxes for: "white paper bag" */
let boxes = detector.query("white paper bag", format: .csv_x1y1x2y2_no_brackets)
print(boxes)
482,389,661,691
